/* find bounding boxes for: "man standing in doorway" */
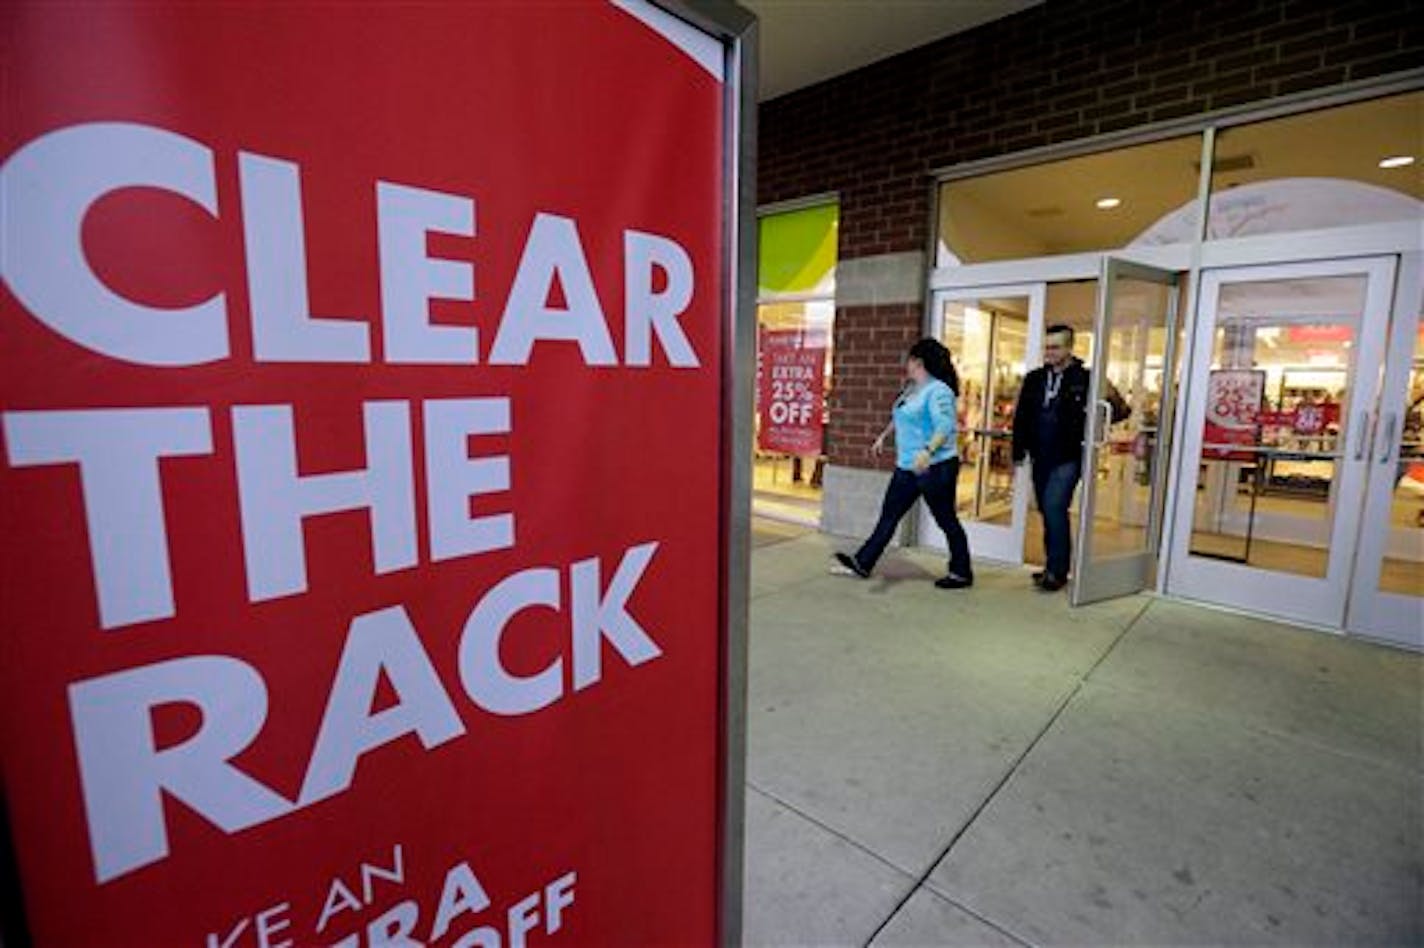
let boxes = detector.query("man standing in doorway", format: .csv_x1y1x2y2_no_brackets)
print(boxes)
1012,324,1129,591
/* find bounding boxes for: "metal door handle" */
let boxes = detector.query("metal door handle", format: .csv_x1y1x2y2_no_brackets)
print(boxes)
1353,411,1371,461
1095,400,1111,447
1378,413,1398,464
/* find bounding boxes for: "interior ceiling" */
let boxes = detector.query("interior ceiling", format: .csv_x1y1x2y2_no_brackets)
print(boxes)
943,92,1424,259
744,0,1043,101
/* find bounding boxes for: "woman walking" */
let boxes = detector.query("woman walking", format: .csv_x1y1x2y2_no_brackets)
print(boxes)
835,338,974,589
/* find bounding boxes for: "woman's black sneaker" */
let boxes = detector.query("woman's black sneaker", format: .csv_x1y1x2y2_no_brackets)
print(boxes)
1038,573,1067,591
934,574,973,589
834,552,870,579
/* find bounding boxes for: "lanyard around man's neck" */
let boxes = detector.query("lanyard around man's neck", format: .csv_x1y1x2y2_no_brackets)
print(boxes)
1044,367,1065,406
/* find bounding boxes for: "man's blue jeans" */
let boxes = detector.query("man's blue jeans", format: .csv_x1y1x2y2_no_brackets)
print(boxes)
1032,458,1081,580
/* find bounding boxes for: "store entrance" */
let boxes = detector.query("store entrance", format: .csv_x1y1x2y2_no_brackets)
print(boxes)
1167,256,1423,648
920,285,1044,563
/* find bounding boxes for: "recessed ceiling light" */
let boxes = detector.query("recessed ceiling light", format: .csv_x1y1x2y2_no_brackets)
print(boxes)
1095,197,1122,209
1379,155,1416,169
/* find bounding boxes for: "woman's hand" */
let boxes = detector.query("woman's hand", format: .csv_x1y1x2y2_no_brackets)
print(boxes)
912,449,931,473
871,433,887,458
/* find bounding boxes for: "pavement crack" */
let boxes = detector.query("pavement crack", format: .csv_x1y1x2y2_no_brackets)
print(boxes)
934,893,1035,948
745,782,917,884
858,597,1153,948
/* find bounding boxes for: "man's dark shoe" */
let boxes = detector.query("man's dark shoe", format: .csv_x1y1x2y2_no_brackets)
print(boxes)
934,574,973,589
834,552,870,579
1038,573,1067,592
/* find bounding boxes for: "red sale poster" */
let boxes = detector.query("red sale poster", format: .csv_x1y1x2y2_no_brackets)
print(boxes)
0,2,751,946
1203,369,1266,461
1291,400,1340,435
756,329,826,455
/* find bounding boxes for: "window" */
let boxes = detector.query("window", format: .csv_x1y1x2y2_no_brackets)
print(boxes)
1199,91,1424,241
755,201,838,522
937,135,1204,265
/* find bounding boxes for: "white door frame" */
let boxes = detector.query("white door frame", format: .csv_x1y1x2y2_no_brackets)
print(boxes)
920,282,1045,564
1165,255,1399,628
929,245,1193,290
927,220,1423,612
1346,251,1423,649
927,221,1421,291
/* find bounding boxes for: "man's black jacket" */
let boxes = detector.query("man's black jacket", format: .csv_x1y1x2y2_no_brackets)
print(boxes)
1011,357,1130,464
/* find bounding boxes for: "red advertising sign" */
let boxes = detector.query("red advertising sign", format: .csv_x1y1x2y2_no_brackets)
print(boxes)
1260,405,1341,436
1203,369,1266,461
1286,324,1352,344
756,329,826,455
1291,401,1339,435
0,3,745,946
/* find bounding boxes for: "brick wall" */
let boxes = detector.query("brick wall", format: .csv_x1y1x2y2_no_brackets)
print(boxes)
759,0,1423,469
825,304,921,464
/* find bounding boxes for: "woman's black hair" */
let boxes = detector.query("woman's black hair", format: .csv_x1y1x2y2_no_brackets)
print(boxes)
908,337,960,395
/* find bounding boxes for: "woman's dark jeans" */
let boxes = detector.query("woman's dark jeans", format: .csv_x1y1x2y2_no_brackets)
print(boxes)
855,458,973,579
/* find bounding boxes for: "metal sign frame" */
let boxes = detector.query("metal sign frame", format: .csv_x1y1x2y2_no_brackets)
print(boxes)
653,3,757,944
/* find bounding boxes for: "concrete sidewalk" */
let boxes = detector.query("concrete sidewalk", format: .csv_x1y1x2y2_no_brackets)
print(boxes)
741,523,1423,947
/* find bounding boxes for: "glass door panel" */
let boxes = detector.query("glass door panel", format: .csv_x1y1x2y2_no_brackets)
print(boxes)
922,284,1044,563
1072,259,1181,605
1167,257,1397,627
1348,253,1424,648
1186,291,1363,579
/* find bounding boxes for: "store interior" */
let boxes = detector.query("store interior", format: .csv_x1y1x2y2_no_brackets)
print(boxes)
1185,276,1424,594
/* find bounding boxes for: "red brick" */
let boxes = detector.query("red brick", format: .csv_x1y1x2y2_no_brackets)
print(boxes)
1208,84,1276,109
1137,86,1192,109
1254,52,1324,81
1216,47,1278,75
1349,50,1424,80
1281,27,1350,59
1193,69,1258,96
1276,66,1347,94
1322,33,1400,66
1152,99,1211,121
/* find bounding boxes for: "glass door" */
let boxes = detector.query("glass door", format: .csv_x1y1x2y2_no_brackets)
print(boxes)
1347,253,1423,648
1166,257,1397,627
922,284,1044,563
1072,259,1182,606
